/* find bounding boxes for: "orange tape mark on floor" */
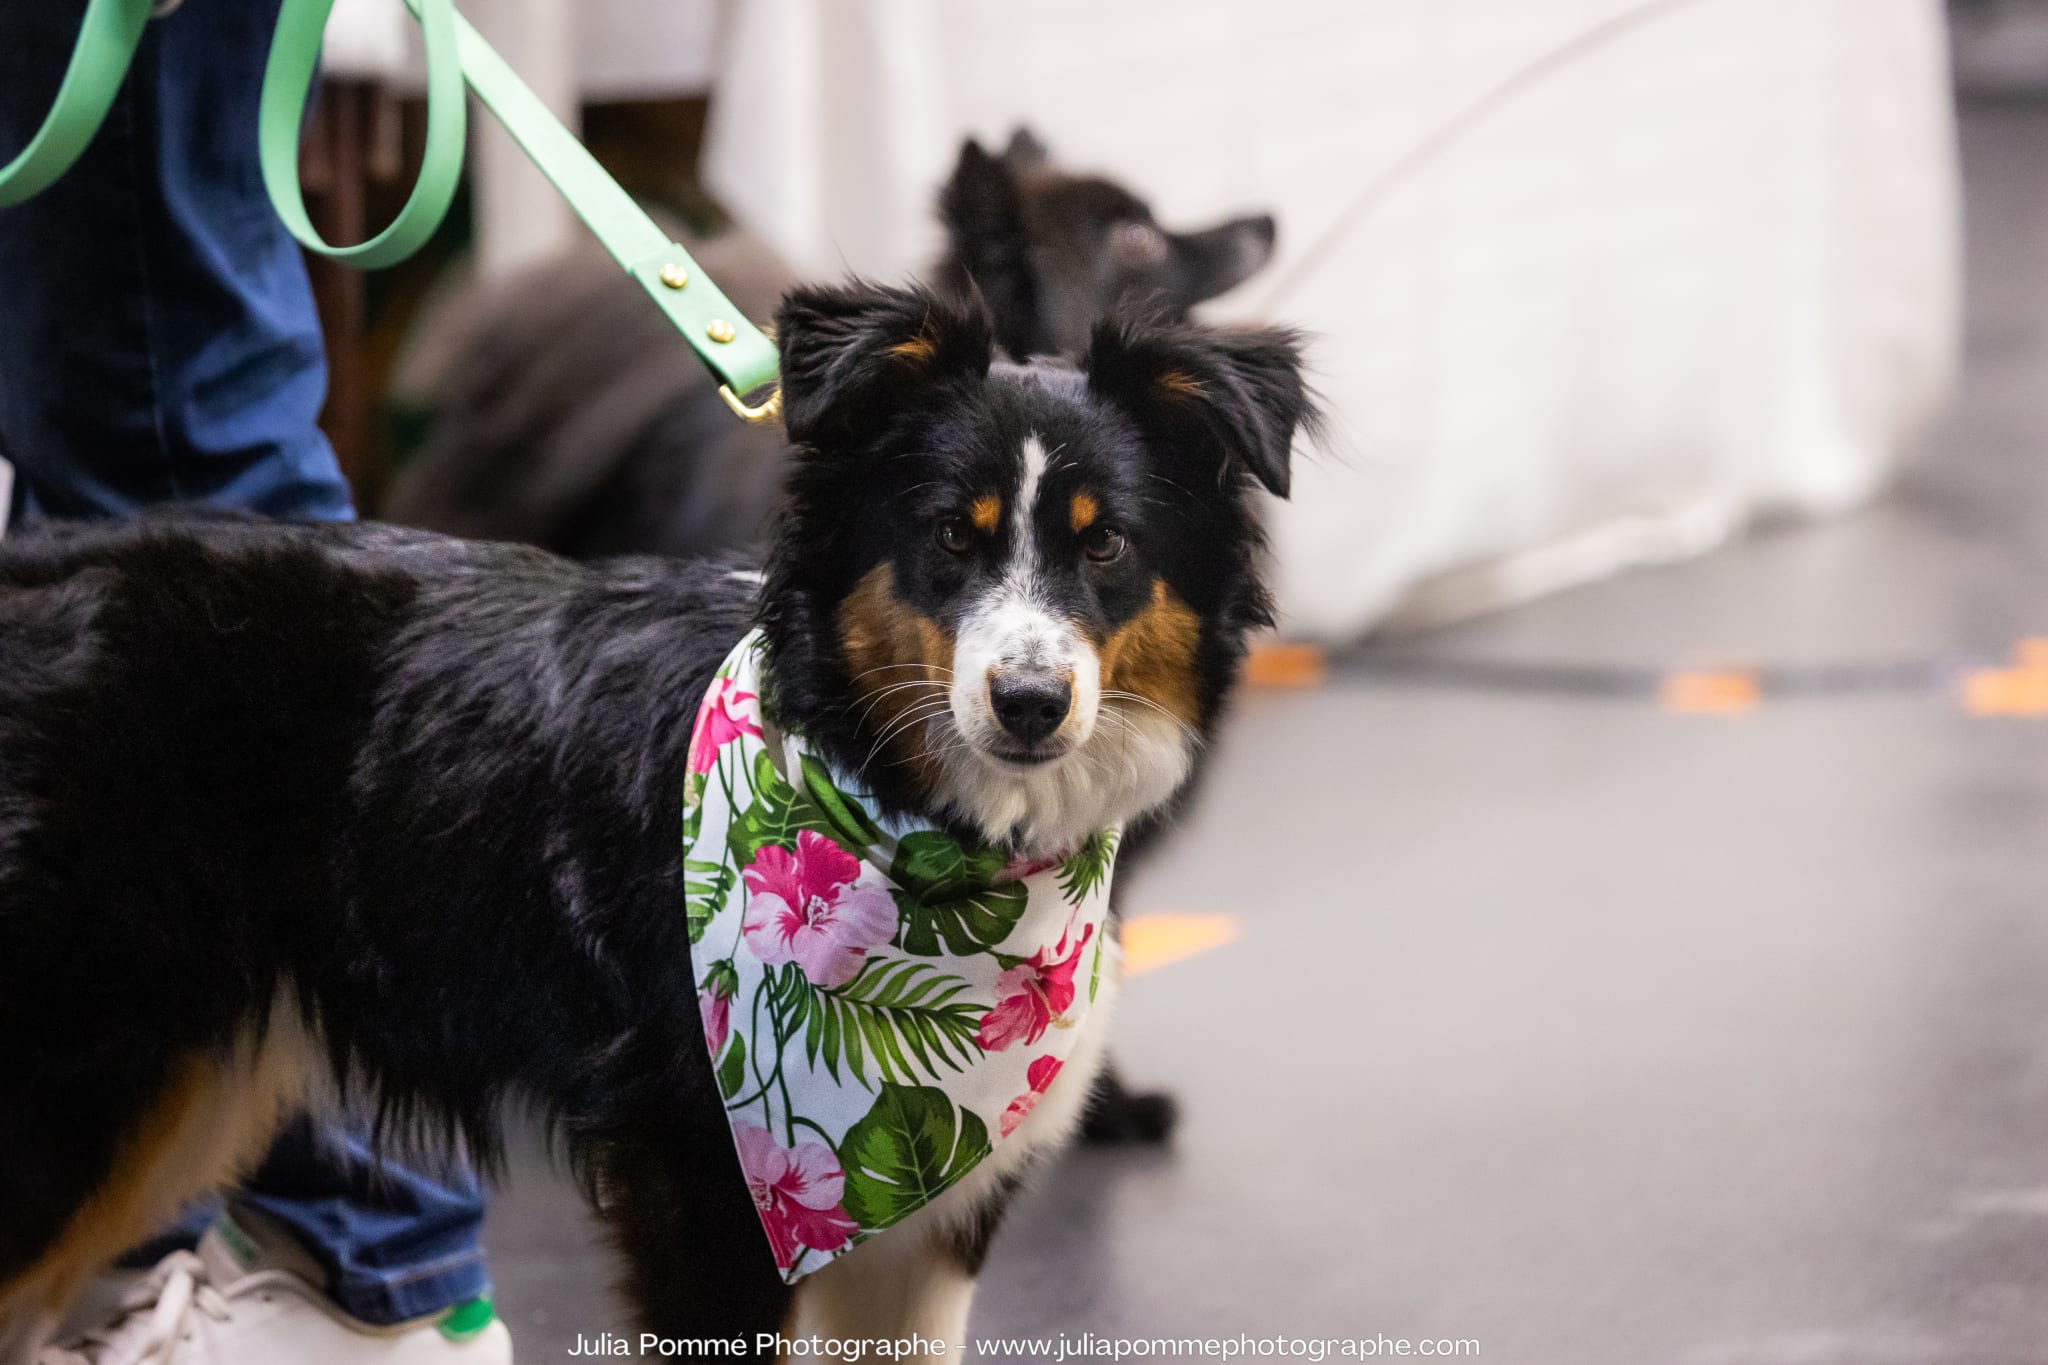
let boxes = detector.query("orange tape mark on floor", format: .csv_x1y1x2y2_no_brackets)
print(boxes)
1121,914,1239,978
1966,641,2048,716
1660,670,1761,716
1244,643,1326,689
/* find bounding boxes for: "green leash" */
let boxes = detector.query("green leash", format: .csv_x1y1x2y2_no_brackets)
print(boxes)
0,0,151,211
1,0,781,419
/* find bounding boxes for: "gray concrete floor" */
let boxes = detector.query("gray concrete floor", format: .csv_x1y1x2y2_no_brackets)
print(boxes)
484,103,2048,1363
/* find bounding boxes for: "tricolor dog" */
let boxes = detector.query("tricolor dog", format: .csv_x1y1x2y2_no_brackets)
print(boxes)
0,283,1313,1358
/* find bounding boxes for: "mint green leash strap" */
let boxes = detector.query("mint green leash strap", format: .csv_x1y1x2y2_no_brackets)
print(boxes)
259,0,779,407
2,0,779,415
0,0,152,209
259,0,467,271
402,0,780,407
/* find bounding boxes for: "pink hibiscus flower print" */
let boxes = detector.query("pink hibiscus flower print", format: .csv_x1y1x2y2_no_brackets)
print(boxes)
732,1123,857,1270
699,960,739,1056
1000,1055,1066,1137
741,830,898,988
974,918,1096,1051
699,986,731,1057
689,678,763,774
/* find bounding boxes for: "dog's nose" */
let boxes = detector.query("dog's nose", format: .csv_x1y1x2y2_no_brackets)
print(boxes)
989,670,1072,746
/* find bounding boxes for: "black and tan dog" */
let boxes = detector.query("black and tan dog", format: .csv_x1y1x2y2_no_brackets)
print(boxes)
0,283,1311,1359
386,131,1280,1151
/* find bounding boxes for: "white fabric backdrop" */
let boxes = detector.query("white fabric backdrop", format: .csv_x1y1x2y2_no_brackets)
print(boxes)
703,0,1961,642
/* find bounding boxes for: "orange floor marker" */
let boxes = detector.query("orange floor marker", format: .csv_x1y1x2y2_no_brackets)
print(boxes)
1964,640,2048,716
1121,913,1240,978
1244,642,1326,689
1965,666,2048,717
1659,670,1761,716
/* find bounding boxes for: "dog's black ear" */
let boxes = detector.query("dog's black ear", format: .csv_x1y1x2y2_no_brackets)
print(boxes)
1086,317,1314,499
775,282,994,449
1002,127,1050,170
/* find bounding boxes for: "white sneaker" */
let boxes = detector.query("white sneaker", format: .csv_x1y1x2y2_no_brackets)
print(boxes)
36,1217,511,1365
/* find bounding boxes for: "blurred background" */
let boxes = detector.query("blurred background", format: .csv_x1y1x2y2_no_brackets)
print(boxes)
116,0,2048,1356
302,0,1968,641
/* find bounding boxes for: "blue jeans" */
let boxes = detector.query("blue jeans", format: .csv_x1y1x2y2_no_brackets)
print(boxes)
0,0,489,1326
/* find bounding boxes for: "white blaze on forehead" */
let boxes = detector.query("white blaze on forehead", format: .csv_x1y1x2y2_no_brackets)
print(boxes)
982,433,1062,664
1012,433,1049,569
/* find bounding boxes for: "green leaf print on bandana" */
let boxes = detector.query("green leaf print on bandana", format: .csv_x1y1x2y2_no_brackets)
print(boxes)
1059,829,1120,905
728,750,845,865
839,1084,993,1232
682,631,1120,1282
792,958,986,1089
890,831,1032,957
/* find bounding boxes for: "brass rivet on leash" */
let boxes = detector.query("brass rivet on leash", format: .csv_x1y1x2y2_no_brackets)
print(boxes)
658,263,689,290
706,319,737,344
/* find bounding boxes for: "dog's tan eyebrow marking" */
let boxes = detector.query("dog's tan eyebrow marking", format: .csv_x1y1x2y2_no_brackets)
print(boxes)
1070,492,1099,532
970,495,1002,533
1156,369,1206,399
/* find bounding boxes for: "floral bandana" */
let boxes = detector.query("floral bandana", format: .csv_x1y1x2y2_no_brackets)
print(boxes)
682,631,1119,1282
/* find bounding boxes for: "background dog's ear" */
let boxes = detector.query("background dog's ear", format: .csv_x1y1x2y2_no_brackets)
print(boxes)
775,282,993,449
1002,127,1050,170
1085,317,1315,499
940,139,1025,250
937,140,1036,356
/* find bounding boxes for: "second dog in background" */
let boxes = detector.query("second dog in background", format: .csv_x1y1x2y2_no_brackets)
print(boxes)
384,130,1278,562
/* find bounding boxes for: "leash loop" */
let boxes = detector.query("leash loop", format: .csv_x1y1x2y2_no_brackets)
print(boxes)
259,0,468,270
4,0,785,413
0,0,153,209
424,0,780,398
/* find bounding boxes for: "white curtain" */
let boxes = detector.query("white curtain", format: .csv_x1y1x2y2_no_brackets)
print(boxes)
704,0,1961,642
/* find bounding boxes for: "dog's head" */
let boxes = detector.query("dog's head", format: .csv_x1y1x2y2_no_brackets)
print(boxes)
760,282,1313,853
936,129,1278,361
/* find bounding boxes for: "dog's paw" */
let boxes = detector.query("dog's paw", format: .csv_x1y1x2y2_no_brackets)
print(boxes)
1080,1068,1179,1145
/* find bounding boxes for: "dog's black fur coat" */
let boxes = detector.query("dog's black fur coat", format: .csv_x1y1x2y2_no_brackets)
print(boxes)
0,518,790,1331
0,284,1311,1347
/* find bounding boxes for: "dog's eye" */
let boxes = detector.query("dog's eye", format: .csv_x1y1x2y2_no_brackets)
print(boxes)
936,517,976,556
1081,524,1127,563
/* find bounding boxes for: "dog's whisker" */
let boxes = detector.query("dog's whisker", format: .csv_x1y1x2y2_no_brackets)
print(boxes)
868,699,953,749
848,663,955,682
861,701,956,770
850,680,953,727
1101,690,1205,746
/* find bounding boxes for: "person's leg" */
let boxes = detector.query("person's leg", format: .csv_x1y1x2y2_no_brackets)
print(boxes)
232,1120,493,1326
0,1,493,1342
0,0,350,522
